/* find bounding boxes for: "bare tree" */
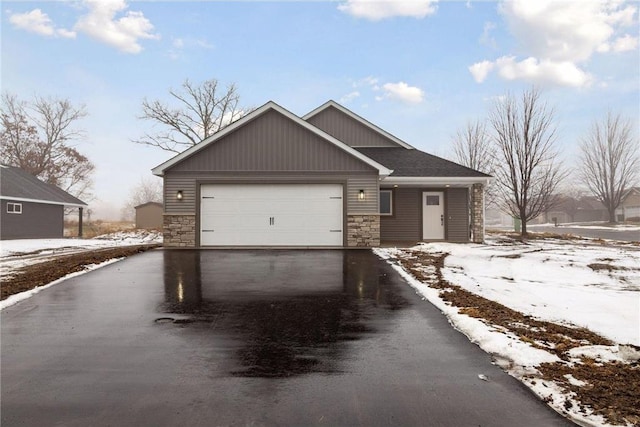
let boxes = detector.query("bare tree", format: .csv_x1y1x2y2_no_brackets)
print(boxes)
134,78,248,153
451,119,497,206
579,112,639,223
489,88,567,236
0,93,94,201
121,177,163,221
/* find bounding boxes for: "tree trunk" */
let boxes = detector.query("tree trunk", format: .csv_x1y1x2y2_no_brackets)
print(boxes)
608,207,617,224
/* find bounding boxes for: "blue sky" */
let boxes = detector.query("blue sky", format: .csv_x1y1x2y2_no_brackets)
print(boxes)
3,0,638,219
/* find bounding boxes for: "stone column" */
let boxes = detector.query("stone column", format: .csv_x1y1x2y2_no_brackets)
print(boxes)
471,184,485,243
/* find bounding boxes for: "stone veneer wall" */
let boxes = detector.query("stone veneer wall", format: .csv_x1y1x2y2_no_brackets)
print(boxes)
163,214,196,247
471,184,485,243
347,215,380,247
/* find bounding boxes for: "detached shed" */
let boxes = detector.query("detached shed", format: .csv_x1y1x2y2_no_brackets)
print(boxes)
0,165,87,240
135,202,163,229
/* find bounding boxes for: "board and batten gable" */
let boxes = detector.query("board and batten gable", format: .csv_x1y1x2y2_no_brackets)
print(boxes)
305,105,403,148
163,109,380,216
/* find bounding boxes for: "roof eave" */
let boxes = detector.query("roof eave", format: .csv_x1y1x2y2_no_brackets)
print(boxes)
381,176,492,186
0,195,87,207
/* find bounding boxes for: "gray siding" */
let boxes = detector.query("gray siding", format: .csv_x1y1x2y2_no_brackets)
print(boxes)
446,188,470,242
171,110,375,173
1,200,63,240
164,172,379,215
306,106,401,148
380,188,421,241
379,187,471,242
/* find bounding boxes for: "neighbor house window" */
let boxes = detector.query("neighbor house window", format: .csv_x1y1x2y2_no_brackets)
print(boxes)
380,190,393,215
7,203,22,214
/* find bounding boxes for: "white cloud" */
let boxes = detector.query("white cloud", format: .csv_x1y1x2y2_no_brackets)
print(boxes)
378,82,425,104
74,0,159,54
479,21,497,48
338,0,438,21
612,34,638,52
471,0,638,87
469,60,495,83
340,91,361,103
9,9,76,38
495,56,592,87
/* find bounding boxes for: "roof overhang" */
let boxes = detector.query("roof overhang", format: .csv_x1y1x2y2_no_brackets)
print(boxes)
380,176,492,187
152,101,393,178
0,195,87,208
303,100,415,149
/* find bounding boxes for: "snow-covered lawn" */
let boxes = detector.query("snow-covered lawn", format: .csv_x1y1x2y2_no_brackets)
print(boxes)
0,230,162,295
376,236,640,427
379,237,639,346
0,230,162,258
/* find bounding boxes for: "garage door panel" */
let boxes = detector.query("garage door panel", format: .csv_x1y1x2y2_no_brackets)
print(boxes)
200,184,343,246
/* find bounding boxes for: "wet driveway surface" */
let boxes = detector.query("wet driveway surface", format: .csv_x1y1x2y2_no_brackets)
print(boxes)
1,250,572,426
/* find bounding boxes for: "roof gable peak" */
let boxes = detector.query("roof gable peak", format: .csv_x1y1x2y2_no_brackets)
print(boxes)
303,100,414,150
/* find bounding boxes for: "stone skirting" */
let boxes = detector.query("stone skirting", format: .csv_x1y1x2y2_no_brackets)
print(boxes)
163,214,196,247
347,215,380,247
471,183,485,243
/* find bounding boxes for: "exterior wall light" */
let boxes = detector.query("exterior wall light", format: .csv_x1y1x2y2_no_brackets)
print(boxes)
176,190,183,201
358,189,365,200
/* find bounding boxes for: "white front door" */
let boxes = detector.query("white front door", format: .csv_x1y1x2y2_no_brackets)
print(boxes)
200,184,343,246
422,191,445,240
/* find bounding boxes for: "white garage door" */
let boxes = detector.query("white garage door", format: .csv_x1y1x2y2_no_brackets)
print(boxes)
200,184,343,246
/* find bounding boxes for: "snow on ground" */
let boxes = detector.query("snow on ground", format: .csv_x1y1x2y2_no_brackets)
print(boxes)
531,223,640,232
0,230,162,281
376,236,640,427
379,236,639,346
0,230,162,258
0,259,124,310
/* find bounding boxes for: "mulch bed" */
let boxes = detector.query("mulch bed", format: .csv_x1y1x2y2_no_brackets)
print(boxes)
395,249,640,426
1,245,160,300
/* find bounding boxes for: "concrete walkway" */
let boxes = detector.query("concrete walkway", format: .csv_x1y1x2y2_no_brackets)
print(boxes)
1,250,573,426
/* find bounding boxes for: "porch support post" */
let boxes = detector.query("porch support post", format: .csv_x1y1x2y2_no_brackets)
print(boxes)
78,207,83,238
471,184,484,243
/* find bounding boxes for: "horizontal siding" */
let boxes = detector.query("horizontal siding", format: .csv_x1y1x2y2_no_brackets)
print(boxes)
380,188,421,241
307,106,400,148
446,188,470,242
164,172,378,215
347,176,378,214
171,110,374,173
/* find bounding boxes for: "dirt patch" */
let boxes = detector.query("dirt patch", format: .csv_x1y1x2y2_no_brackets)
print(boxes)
394,249,639,426
1,245,160,300
588,263,630,272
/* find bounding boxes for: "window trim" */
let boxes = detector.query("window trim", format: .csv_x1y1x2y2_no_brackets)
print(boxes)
7,202,22,214
380,189,393,216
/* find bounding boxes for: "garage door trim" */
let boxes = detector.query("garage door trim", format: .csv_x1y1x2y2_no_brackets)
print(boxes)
195,180,348,247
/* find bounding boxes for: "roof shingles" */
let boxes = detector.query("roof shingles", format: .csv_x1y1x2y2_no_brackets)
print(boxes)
0,165,86,206
354,147,490,178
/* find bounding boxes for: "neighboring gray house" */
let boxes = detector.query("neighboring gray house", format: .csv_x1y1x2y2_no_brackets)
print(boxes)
0,165,87,240
152,100,490,248
135,201,163,229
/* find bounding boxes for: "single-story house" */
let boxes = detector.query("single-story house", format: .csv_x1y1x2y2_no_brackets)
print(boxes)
152,100,490,248
0,165,87,240
135,201,163,229
615,187,640,221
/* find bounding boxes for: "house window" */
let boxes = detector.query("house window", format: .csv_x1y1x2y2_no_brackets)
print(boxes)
7,202,22,214
426,195,440,206
380,190,393,215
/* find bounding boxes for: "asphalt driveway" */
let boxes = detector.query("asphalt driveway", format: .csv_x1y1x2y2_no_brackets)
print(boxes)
1,250,572,426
